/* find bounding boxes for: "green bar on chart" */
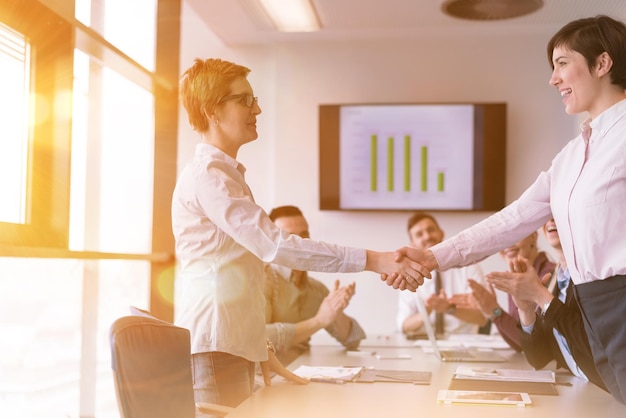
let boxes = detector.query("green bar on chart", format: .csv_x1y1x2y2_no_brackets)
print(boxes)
421,146,428,192
404,135,411,192
370,135,377,191
437,171,445,192
387,137,394,191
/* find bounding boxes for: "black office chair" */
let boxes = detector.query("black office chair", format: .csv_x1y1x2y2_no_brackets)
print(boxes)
109,311,233,418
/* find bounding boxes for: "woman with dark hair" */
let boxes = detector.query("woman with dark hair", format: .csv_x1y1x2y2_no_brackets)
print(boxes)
390,15,626,404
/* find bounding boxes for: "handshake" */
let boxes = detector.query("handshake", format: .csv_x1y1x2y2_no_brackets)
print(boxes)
367,246,439,292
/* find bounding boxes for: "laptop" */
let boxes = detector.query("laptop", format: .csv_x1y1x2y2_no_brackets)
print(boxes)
414,292,506,363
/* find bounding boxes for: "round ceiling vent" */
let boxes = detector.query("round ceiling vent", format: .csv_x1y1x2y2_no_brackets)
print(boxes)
442,0,544,21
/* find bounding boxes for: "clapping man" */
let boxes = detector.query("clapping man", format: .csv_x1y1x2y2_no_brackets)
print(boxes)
264,206,366,365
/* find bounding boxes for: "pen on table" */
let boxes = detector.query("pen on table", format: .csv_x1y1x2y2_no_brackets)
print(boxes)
310,377,345,385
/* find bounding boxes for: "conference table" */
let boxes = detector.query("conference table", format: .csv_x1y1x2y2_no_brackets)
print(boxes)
227,334,622,417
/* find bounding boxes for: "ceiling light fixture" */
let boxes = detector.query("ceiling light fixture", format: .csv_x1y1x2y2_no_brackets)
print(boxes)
442,0,544,21
258,0,321,32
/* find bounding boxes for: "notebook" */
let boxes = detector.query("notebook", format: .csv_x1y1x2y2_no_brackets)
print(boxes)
355,369,431,384
414,292,506,363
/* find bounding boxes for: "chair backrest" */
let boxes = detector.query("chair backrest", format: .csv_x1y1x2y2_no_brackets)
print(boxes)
128,305,157,318
109,315,196,418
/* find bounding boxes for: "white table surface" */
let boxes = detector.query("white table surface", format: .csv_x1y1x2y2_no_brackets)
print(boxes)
227,343,622,418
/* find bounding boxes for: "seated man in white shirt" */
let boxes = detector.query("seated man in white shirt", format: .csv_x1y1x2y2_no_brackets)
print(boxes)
397,212,487,338
264,206,366,365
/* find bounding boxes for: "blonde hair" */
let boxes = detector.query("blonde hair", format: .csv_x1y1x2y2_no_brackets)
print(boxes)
179,58,251,132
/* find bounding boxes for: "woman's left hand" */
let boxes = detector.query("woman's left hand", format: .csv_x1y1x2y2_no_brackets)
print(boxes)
259,344,309,386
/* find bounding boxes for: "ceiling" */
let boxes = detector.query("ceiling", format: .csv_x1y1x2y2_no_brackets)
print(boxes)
186,0,626,46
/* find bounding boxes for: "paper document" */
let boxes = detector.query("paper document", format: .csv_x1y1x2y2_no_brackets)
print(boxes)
292,365,364,382
437,389,532,407
414,340,465,349
443,334,511,349
455,366,555,383
414,339,508,350
356,369,431,384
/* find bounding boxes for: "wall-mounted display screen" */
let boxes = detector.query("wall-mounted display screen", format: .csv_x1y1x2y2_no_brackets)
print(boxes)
319,103,506,211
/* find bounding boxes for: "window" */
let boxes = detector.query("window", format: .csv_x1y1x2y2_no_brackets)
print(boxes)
76,0,157,71
0,23,29,225
0,1,73,248
0,0,178,417
69,51,155,254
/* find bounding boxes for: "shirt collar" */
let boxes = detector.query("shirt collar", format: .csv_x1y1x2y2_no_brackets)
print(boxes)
556,265,570,289
195,143,247,174
585,98,626,140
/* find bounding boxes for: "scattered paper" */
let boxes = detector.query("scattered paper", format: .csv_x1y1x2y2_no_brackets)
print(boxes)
455,366,555,383
292,365,364,382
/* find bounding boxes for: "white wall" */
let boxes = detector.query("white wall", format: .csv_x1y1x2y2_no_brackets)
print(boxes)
179,4,576,335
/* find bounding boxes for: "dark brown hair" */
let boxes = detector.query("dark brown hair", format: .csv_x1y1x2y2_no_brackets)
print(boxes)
406,211,440,233
547,15,626,89
268,205,303,222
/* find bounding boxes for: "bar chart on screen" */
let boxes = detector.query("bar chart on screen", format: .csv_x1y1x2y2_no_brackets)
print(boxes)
338,104,475,210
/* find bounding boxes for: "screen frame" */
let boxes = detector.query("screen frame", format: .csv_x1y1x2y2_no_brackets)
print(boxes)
319,102,506,212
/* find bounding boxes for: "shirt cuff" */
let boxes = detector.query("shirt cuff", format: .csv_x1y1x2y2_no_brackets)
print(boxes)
328,318,366,350
266,322,296,351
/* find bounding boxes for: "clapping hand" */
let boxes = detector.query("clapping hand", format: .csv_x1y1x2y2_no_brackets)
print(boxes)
486,256,552,312
426,289,451,313
449,291,479,311
466,279,499,318
315,280,356,327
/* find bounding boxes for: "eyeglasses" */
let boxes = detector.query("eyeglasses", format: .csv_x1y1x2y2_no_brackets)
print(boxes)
218,93,258,108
